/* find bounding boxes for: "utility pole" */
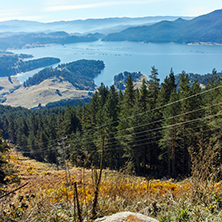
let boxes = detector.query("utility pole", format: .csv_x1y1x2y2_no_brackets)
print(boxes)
91,135,105,219
59,136,71,187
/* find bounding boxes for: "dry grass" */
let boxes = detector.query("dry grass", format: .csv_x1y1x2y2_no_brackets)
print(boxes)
0,150,222,221
0,76,20,94
3,77,94,108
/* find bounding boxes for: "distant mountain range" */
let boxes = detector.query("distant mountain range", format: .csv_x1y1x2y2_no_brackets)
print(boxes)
0,10,221,47
103,9,222,44
0,16,190,35
0,32,103,50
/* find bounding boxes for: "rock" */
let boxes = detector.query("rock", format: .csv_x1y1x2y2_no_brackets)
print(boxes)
125,214,143,221
95,211,159,222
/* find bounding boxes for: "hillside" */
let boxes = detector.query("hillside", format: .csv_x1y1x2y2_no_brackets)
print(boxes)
23,59,105,89
1,66,222,220
0,59,104,108
175,72,222,89
3,77,95,108
0,52,60,77
0,32,101,50
103,9,222,44
0,150,193,221
114,71,147,90
1,68,220,109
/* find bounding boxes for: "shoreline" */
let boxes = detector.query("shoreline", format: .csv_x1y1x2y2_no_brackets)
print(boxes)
187,42,222,46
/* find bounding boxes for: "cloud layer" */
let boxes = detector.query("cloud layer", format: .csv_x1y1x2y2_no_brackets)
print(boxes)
45,1,156,12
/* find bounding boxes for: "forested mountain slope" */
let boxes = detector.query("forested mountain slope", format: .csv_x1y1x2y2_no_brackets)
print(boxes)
103,9,222,44
0,52,60,77
0,32,102,50
114,71,147,90
23,59,105,90
0,67,221,179
0,60,104,108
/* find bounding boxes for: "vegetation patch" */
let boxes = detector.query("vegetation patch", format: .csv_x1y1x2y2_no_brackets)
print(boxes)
0,151,222,221
0,53,60,77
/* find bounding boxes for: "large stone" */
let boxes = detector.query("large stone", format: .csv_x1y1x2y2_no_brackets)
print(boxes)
95,211,159,222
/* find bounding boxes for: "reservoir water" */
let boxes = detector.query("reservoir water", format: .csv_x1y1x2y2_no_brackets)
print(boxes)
11,40,222,86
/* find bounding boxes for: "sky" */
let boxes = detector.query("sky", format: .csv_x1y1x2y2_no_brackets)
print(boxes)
0,0,221,22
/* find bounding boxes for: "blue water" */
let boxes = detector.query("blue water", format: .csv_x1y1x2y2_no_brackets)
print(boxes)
10,40,222,86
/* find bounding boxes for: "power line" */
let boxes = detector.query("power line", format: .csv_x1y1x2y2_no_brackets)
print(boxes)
71,84,222,135
53,83,221,142
67,124,221,156
64,102,221,148
16,100,221,153
67,112,221,152
13,84,222,153
101,126,222,153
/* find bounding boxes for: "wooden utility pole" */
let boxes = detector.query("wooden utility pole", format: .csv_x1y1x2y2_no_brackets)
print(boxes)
91,136,105,219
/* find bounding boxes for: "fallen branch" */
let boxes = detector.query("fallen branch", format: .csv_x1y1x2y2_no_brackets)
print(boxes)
0,181,30,199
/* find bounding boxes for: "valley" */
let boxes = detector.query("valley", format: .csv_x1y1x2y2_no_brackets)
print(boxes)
1,6,222,221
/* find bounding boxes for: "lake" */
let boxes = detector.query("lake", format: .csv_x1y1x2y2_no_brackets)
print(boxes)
10,40,222,86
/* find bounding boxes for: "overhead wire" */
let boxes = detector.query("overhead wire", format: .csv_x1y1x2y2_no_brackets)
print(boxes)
53,83,222,142
63,102,222,148
14,84,222,153
66,112,222,153
16,99,222,153
18,121,222,158
100,125,222,154
69,84,222,135
70,125,221,157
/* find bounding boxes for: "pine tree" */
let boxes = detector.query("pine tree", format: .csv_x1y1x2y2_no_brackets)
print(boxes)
104,85,119,122
157,68,177,107
148,66,160,109
102,85,122,169
123,73,135,109
189,78,205,146
16,118,29,153
159,89,180,177
128,99,150,174
56,112,65,137
79,93,101,167
45,114,58,163
89,92,100,128
97,83,109,109
7,115,17,144
178,71,192,176
0,129,9,184
146,66,161,173
117,74,136,170
63,105,80,135
205,68,220,117
139,79,148,112
118,73,135,128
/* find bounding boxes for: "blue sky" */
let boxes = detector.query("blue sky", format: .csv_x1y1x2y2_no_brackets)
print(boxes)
0,0,221,22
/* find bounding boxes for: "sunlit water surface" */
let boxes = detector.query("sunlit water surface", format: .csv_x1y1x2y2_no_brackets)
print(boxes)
11,40,222,86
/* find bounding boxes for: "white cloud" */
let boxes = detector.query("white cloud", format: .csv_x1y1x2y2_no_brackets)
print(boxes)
45,0,158,12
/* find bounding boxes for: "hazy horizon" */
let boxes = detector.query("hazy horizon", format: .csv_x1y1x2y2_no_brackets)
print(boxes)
0,0,221,22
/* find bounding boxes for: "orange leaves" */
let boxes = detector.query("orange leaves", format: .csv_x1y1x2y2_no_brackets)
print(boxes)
3,150,219,220
5,151,192,206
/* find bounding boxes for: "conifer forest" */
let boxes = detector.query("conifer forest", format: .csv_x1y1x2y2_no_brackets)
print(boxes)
1,67,221,179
